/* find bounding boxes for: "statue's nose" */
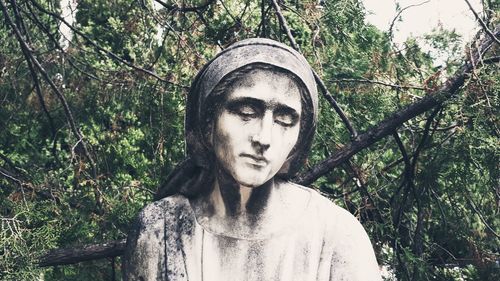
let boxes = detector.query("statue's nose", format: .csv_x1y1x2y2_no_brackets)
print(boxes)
250,112,272,152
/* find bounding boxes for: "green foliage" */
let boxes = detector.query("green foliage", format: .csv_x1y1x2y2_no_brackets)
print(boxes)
0,0,498,280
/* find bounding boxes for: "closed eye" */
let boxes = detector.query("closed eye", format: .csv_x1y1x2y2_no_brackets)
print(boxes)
237,105,257,117
274,107,299,127
225,100,263,120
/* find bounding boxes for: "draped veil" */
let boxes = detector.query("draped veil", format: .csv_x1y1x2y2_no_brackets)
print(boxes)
155,38,319,199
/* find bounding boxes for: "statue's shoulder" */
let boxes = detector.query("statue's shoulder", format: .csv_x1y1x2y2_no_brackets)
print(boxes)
294,184,378,265
285,182,366,237
284,181,340,213
135,194,192,226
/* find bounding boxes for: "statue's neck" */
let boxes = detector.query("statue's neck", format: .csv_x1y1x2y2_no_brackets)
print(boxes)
189,173,286,238
213,175,274,219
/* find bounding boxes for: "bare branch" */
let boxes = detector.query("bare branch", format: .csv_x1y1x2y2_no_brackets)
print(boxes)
1,0,96,176
464,189,500,238
153,0,215,13
38,239,127,267
0,166,23,186
9,0,59,162
410,107,441,172
464,0,500,45
270,0,358,138
330,77,426,91
258,0,269,37
270,0,299,50
23,2,101,82
393,132,412,179
295,24,500,185
28,0,187,88
313,72,359,138
388,1,430,39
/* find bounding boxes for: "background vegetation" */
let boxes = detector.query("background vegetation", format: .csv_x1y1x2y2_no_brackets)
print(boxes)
0,0,498,280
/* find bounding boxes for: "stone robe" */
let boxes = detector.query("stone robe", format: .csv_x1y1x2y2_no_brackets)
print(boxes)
123,184,381,281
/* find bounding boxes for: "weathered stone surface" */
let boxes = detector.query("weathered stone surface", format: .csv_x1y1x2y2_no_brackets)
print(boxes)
123,184,381,280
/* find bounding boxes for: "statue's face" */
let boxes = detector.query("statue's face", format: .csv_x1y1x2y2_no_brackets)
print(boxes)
212,70,302,187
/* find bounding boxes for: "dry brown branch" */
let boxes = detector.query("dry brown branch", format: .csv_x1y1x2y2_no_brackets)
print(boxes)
295,24,500,185
38,239,127,267
464,0,500,45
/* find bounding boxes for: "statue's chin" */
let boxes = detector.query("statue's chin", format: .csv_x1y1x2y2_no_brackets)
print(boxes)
216,159,278,189
231,171,275,189
236,180,264,189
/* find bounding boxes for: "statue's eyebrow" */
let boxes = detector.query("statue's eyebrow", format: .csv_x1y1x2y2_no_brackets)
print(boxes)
224,97,265,113
274,104,300,117
225,97,299,117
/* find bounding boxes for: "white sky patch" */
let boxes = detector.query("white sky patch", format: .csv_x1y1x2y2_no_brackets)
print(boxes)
362,0,482,47
59,0,78,50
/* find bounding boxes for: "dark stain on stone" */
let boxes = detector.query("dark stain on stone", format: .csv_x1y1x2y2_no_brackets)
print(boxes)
216,165,242,217
246,179,273,218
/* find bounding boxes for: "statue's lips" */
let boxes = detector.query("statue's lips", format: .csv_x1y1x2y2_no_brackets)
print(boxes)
240,153,268,166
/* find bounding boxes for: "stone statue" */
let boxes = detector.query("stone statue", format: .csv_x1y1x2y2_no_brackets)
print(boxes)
123,38,382,281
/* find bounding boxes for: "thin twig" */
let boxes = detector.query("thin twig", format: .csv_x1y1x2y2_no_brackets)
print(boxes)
410,107,441,172
10,0,59,161
270,0,358,138
388,1,430,40
330,77,426,91
153,0,215,13
23,2,101,82
0,166,23,186
0,0,97,177
28,0,186,88
295,24,500,185
464,0,500,45
464,188,500,238
483,56,499,64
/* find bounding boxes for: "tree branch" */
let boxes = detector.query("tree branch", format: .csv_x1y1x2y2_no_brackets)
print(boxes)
153,0,215,13
388,1,430,39
0,166,23,186
270,0,299,50
463,188,500,238
0,0,97,177
38,239,127,267
464,0,500,45
329,77,426,91
258,0,269,37
483,55,499,64
28,0,186,88
9,0,59,162
270,0,358,138
295,24,500,185
23,2,100,82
